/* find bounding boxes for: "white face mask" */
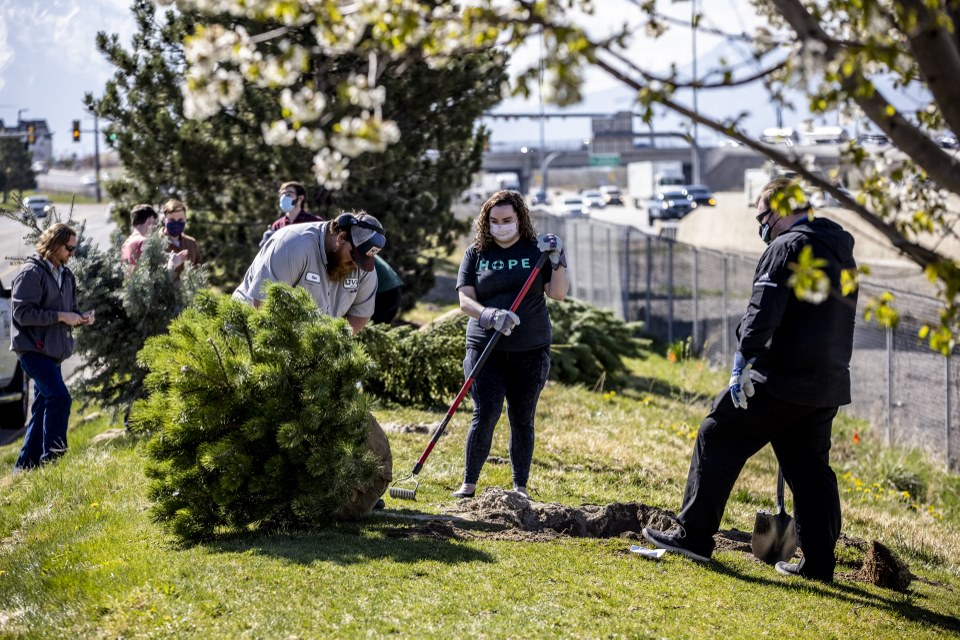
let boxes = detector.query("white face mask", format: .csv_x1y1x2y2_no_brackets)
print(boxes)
490,222,518,240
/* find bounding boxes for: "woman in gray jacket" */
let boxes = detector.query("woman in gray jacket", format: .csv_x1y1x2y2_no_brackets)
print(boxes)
12,223,95,472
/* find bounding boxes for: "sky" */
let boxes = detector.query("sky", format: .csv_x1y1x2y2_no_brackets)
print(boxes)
0,0,888,159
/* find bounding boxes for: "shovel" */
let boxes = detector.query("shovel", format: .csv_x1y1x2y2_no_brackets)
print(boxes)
751,466,798,564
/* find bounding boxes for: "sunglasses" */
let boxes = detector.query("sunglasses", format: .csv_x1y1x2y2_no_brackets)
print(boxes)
755,208,773,224
64,244,77,253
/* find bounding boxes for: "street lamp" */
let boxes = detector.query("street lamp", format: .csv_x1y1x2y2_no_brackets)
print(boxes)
17,108,28,124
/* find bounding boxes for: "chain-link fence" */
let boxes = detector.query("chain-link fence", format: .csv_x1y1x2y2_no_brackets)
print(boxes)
532,210,959,471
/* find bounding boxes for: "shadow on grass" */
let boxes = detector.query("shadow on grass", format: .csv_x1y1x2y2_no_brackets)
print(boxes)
620,371,716,406
707,557,960,634
205,515,496,567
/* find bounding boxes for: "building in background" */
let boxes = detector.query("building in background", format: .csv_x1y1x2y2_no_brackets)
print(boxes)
0,118,53,167
590,111,634,154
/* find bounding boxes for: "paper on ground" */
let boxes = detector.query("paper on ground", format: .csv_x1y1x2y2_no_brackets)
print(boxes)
629,545,666,559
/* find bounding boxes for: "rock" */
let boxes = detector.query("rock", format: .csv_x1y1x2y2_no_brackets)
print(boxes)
340,413,393,520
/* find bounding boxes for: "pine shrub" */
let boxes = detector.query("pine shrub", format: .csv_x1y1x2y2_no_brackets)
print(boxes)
132,284,379,541
547,298,650,389
357,315,468,408
357,299,650,409
71,233,207,415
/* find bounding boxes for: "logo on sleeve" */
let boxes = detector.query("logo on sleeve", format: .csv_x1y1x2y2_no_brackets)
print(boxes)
755,271,777,288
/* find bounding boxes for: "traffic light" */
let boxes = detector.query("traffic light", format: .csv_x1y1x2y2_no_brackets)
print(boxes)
26,124,36,145
72,120,81,143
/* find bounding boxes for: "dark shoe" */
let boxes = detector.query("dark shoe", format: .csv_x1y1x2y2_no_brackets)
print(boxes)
775,560,833,583
373,498,385,510
451,489,475,499
642,527,712,562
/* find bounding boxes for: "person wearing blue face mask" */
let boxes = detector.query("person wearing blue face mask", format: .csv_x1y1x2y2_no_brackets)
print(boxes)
271,181,322,231
259,181,322,248
160,199,203,274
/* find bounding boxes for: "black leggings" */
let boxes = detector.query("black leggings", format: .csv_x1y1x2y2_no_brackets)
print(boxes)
461,346,550,487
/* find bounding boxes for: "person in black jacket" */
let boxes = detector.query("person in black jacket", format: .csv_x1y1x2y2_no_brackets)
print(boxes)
11,223,95,472
642,178,858,583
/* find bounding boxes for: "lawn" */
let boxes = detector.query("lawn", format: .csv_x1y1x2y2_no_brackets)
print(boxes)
1,351,958,638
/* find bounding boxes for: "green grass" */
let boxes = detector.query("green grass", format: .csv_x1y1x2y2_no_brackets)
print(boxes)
1,354,958,638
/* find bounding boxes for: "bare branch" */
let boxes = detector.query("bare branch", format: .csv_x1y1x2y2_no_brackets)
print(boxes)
772,0,960,198
897,0,960,136
592,49,942,270
600,44,787,90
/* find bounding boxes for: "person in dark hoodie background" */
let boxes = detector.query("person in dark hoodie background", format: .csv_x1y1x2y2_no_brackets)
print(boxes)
11,223,95,472
642,177,858,583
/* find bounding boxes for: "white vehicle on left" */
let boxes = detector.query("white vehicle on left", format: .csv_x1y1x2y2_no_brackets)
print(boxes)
0,278,29,430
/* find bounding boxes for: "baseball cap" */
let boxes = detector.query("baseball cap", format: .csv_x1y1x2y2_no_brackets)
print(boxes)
347,213,386,272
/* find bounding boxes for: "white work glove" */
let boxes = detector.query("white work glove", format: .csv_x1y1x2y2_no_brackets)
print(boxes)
166,249,189,271
478,307,521,336
728,351,768,409
536,233,567,270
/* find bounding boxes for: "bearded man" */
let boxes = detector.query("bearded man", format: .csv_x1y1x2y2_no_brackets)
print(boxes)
233,211,385,334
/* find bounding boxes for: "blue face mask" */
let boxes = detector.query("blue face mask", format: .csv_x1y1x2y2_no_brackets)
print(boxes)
166,220,186,237
279,194,295,213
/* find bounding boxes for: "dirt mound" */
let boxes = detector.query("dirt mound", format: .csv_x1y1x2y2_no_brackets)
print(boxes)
443,488,675,538
859,540,912,591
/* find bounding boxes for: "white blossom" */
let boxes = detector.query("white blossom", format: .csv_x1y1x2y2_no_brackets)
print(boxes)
313,148,351,191
261,120,296,146
280,87,327,123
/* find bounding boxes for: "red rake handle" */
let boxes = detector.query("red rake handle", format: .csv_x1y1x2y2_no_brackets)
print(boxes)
411,251,550,474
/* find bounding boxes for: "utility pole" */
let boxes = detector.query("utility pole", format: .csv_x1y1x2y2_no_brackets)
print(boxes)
691,0,699,145
93,114,102,203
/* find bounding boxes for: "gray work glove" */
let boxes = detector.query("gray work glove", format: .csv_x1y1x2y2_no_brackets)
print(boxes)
478,307,521,336
536,233,567,270
728,351,768,409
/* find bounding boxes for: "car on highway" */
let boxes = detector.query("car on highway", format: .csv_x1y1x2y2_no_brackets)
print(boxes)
557,195,591,217
1,278,29,431
599,185,624,206
23,195,52,218
579,190,606,209
682,185,717,207
649,189,695,221
81,173,97,186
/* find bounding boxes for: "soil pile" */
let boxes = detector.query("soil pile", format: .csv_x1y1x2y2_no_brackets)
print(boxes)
444,488,675,538
859,540,912,591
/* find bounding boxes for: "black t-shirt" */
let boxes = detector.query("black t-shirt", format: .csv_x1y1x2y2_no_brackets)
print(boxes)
457,238,553,352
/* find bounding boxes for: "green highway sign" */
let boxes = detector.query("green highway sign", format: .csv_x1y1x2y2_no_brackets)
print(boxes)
589,153,621,167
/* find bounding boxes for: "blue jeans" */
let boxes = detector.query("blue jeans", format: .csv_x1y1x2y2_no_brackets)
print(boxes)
462,346,550,487
15,352,72,469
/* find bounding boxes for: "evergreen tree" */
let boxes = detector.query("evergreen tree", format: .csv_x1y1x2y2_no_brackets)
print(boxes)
87,0,505,300
69,232,207,414
0,138,37,204
133,284,380,541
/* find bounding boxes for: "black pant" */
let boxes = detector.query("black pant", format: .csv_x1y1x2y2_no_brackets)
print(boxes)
372,287,402,324
461,346,550,487
677,386,841,580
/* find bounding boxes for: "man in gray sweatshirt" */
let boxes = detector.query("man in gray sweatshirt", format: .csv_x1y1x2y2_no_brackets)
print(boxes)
11,223,95,471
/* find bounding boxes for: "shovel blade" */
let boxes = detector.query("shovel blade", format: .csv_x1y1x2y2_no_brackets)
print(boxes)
751,510,798,564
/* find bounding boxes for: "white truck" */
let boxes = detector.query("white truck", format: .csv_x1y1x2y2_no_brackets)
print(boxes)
1,278,29,431
627,161,686,208
476,172,521,199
